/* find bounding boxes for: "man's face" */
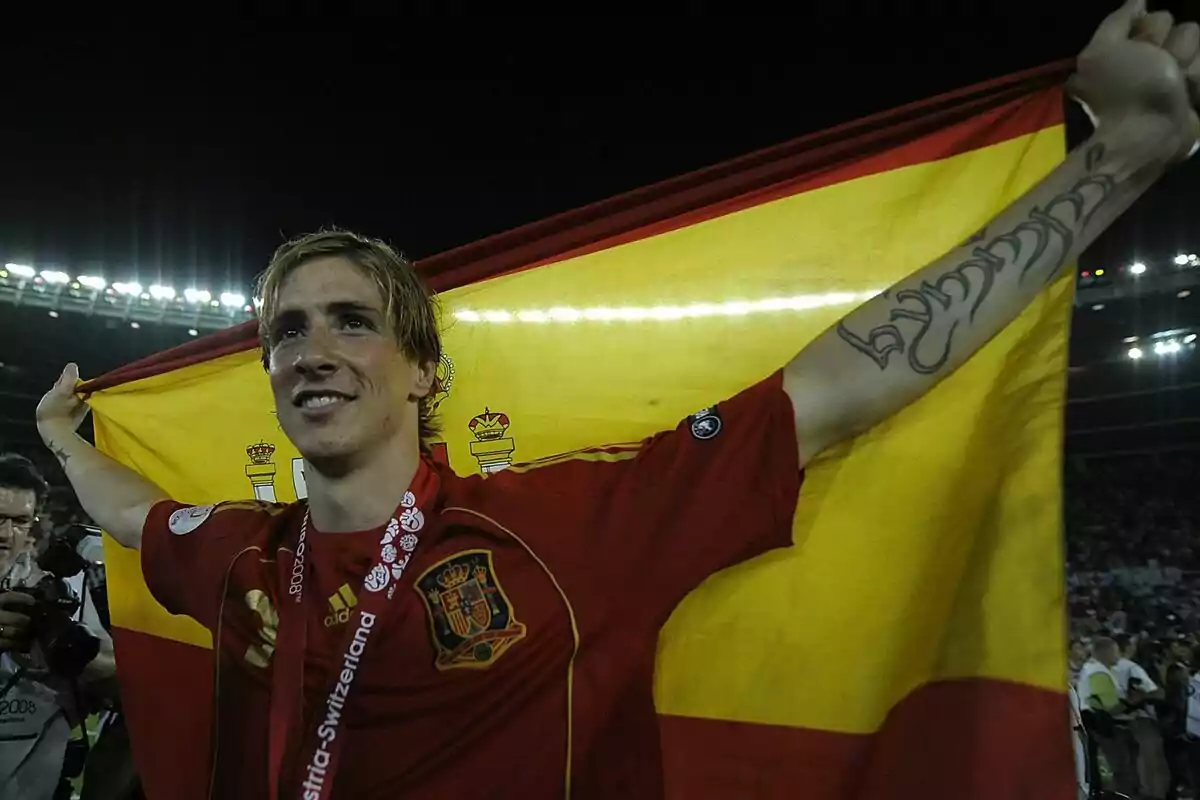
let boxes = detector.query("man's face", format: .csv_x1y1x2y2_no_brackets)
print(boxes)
267,257,433,469
0,486,36,578
1069,641,1088,664
1096,643,1119,667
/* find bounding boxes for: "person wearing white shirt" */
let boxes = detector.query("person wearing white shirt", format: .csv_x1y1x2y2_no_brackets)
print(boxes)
1111,635,1168,800
1077,637,1137,797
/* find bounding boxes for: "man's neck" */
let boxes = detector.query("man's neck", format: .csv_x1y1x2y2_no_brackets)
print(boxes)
304,439,421,533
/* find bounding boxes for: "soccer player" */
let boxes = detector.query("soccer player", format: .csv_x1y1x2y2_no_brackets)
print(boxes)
32,3,1200,798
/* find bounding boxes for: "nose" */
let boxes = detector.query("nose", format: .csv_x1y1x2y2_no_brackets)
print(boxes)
291,329,340,379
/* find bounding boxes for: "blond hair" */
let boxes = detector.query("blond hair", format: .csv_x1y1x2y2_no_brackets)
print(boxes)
255,229,442,447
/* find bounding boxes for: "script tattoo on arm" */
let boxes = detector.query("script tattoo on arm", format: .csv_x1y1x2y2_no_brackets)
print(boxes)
835,143,1114,376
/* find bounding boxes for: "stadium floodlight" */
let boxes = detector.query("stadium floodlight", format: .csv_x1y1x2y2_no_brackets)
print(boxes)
77,275,107,290
1186,334,1198,344
1175,254,1190,266
40,270,70,284
149,284,176,300
220,292,245,308
1128,347,1144,360
188,328,199,336
112,282,142,296
5,263,36,279
1154,340,1182,355
183,288,211,304
1130,261,1147,275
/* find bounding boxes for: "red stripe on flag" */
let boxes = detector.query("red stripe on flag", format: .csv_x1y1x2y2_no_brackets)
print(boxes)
659,678,1074,799
423,83,1066,293
114,627,212,800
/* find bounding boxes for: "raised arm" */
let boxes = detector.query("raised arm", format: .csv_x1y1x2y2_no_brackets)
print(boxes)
786,0,1200,463
35,364,167,550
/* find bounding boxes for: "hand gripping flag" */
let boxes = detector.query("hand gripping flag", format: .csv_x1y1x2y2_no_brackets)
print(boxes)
86,60,1076,800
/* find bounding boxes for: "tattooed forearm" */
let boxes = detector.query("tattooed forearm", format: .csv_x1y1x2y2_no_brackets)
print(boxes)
836,142,1116,375
48,441,71,467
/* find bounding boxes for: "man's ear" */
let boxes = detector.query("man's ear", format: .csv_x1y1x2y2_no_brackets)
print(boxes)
410,360,436,400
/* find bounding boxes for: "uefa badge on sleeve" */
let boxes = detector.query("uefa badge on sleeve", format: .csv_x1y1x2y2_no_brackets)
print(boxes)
688,407,722,441
168,504,215,535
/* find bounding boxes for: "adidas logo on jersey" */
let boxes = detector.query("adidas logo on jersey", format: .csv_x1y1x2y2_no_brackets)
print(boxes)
324,583,358,628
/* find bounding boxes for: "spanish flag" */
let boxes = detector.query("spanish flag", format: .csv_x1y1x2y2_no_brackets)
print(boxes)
86,61,1075,799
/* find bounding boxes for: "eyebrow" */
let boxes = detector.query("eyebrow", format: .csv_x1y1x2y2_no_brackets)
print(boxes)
325,301,381,317
273,300,383,323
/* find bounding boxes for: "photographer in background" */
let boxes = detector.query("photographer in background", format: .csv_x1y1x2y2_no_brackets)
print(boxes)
0,453,115,800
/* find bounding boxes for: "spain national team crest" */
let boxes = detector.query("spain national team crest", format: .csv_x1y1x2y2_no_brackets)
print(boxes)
415,549,526,671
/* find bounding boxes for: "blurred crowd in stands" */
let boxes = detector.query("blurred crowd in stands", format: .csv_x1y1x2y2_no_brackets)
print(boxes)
1067,451,1200,799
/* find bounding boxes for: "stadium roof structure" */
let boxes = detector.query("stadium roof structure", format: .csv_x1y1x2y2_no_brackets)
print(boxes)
0,263,255,334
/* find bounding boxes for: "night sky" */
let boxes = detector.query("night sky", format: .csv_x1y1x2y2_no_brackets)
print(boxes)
6,6,1196,297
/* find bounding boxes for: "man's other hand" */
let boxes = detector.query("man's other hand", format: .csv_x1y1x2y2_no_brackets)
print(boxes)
35,363,90,443
1070,0,1200,162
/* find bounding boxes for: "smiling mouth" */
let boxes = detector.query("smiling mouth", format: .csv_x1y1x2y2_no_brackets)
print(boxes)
293,390,356,410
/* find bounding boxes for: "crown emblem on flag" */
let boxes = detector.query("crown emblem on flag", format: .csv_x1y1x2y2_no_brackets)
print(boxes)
246,441,276,464
468,408,510,442
466,406,517,473
436,563,472,590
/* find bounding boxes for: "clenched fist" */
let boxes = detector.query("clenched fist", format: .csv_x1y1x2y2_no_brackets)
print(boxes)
35,363,90,444
1071,0,1200,162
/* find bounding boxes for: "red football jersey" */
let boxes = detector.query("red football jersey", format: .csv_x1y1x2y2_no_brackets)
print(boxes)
141,372,803,799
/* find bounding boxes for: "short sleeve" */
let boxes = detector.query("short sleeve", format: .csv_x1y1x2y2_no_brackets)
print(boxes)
140,499,280,631
1133,663,1159,693
496,371,803,615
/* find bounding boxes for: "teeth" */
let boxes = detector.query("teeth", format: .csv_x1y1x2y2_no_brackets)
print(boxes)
302,395,344,409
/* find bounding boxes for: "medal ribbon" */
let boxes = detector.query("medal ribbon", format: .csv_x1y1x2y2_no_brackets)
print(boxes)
265,460,438,800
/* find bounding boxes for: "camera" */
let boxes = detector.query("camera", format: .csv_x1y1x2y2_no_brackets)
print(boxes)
4,526,101,678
